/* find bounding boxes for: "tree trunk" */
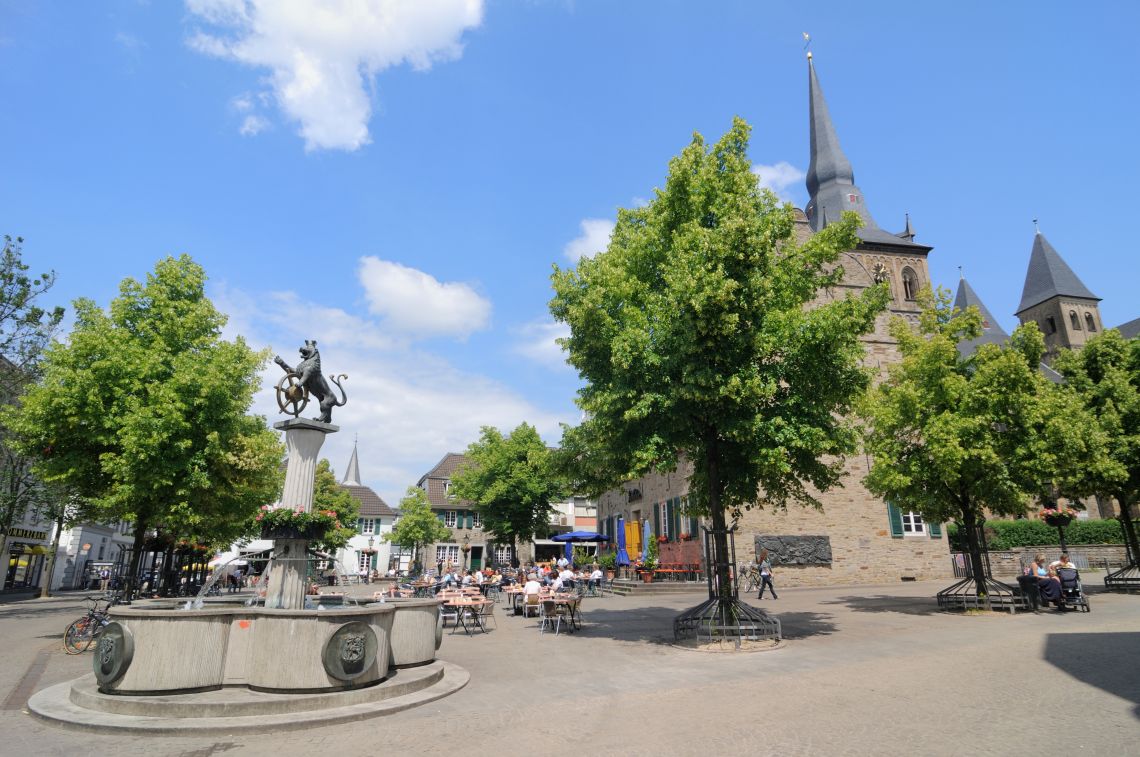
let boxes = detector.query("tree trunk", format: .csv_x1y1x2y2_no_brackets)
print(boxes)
1119,496,1140,567
125,520,148,600
705,433,732,602
961,506,988,600
38,510,67,599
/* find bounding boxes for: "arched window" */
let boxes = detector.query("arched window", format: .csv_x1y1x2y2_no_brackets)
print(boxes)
902,267,919,301
1070,311,1081,330
1045,316,1057,335
1085,313,1097,332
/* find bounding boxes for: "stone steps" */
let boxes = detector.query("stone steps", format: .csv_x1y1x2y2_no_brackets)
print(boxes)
607,580,707,596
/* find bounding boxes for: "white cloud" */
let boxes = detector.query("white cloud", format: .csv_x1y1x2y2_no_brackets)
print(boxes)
211,281,569,508
239,114,270,135
357,257,491,340
513,319,570,369
564,218,614,262
752,161,805,201
185,0,484,151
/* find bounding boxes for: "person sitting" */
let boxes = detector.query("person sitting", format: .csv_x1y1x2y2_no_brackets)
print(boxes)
1050,552,1076,570
523,574,542,595
588,566,604,591
1030,552,1064,608
550,572,565,593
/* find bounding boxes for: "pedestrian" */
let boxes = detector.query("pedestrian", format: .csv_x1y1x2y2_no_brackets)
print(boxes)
99,568,110,591
757,549,778,599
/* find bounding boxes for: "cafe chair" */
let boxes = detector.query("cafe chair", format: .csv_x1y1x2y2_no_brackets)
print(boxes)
522,593,541,618
539,599,562,635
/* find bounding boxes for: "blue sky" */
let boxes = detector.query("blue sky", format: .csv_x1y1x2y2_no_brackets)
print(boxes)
2,1,1137,506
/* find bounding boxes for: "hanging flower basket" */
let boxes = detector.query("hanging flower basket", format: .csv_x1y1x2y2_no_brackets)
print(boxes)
256,506,341,541
1039,507,1077,529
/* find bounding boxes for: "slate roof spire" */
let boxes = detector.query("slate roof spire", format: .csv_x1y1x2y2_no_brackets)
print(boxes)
805,54,876,233
1015,230,1100,315
342,439,362,487
953,276,1010,357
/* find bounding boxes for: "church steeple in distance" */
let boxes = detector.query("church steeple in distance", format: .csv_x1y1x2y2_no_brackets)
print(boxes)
805,53,877,233
342,438,362,487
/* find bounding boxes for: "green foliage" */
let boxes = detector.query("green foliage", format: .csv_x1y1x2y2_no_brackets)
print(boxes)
643,535,659,571
597,551,616,571
571,545,593,567
1052,329,1140,559
384,486,451,570
309,459,359,550
862,290,1115,593
3,255,283,553
550,118,888,521
947,519,1137,551
450,423,565,552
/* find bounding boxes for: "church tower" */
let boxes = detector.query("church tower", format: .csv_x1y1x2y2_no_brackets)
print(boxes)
804,54,932,321
1015,230,1103,360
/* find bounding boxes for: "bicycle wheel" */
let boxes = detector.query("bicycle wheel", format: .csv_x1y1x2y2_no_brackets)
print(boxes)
63,616,96,654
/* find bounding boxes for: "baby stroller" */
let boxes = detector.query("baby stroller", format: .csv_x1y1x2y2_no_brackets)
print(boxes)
1056,567,1091,612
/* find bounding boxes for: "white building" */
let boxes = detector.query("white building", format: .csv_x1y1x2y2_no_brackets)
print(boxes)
337,443,398,577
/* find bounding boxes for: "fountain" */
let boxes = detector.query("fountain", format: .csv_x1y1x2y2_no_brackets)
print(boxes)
28,342,466,733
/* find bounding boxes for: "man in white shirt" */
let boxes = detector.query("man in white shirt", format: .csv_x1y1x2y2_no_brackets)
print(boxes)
588,566,604,590
523,574,542,595
556,556,569,570
550,573,565,593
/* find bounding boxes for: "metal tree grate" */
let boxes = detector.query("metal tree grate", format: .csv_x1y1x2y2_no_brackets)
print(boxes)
673,526,781,646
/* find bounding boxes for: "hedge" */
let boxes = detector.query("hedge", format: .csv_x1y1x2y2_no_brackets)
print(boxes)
947,518,1136,551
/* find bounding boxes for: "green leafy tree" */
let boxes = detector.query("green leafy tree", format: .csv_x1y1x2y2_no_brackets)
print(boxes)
450,423,564,567
550,118,888,602
4,255,283,595
384,486,451,573
309,458,359,551
0,235,65,565
861,291,1113,596
1053,329,1140,563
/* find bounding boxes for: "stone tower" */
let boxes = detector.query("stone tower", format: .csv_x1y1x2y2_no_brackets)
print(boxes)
1015,230,1103,361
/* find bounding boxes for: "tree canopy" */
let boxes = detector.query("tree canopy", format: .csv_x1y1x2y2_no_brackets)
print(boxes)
861,290,1113,593
4,255,283,588
309,458,359,551
550,118,888,597
1053,329,1140,561
450,423,564,564
384,486,451,572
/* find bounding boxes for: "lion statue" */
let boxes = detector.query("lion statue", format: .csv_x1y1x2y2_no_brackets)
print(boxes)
274,340,347,423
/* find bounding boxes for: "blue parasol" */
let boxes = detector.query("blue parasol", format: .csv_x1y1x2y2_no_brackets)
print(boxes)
550,531,611,542
642,519,652,561
564,540,574,563
615,517,630,566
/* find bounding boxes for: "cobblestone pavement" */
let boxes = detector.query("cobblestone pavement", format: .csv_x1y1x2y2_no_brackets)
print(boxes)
2,581,1137,756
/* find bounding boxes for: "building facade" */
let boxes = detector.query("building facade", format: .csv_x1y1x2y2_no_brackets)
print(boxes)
338,442,398,577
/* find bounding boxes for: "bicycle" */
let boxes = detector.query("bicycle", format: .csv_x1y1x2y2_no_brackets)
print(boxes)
63,594,116,654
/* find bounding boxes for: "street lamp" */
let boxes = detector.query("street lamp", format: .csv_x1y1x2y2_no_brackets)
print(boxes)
461,534,471,570
366,536,375,582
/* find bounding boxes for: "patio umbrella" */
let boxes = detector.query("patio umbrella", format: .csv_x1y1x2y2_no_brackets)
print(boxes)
564,540,574,563
615,517,630,566
642,519,652,561
550,531,611,542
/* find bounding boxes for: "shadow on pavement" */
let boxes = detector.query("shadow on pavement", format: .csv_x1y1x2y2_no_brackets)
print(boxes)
1043,632,1140,720
773,611,838,639
818,594,941,616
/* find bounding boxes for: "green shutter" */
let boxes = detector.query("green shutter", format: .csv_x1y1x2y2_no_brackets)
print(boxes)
929,521,943,539
689,517,698,538
887,502,904,538
671,498,681,539
437,512,446,524
466,511,474,529
653,503,661,537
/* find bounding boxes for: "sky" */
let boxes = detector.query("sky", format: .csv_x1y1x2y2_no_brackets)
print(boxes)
2,1,1138,507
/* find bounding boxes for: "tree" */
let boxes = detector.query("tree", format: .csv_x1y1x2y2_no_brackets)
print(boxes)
1053,329,1140,564
550,118,889,604
384,486,451,573
4,255,283,596
450,423,565,567
0,235,65,566
861,290,1113,596
309,458,359,551
33,486,93,598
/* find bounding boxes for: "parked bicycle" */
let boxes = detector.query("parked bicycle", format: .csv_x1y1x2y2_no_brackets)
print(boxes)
63,593,118,654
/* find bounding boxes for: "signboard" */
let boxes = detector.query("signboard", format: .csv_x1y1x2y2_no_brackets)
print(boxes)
1,527,48,541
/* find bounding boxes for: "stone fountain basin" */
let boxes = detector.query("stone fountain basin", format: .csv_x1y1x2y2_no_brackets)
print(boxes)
364,598,443,668
105,603,395,695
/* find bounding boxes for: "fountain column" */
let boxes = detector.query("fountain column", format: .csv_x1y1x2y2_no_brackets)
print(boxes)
265,418,338,610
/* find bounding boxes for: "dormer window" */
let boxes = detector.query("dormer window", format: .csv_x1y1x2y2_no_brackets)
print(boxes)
1085,313,1097,332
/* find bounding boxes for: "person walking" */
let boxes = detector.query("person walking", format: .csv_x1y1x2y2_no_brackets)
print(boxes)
757,549,777,599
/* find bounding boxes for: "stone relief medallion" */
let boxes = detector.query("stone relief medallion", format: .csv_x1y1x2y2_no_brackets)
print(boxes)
93,621,134,688
322,622,377,681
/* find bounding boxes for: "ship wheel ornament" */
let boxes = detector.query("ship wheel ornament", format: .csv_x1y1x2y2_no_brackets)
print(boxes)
275,372,309,418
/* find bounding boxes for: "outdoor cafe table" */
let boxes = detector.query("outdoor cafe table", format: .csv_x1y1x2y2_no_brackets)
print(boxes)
443,597,491,635
540,592,583,633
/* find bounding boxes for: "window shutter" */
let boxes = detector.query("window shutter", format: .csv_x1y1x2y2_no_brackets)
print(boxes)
437,512,446,524
653,503,661,537
929,521,943,539
466,511,474,529
671,498,681,539
887,503,903,538
689,517,699,538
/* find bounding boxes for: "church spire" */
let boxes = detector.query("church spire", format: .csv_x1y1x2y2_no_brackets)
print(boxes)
342,439,362,487
805,55,877,233
1015,230,1099,315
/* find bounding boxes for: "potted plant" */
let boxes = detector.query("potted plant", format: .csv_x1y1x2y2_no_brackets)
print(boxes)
640,539,659,583
1039,506,1080,551
598,552,617,580
256,505,342,541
